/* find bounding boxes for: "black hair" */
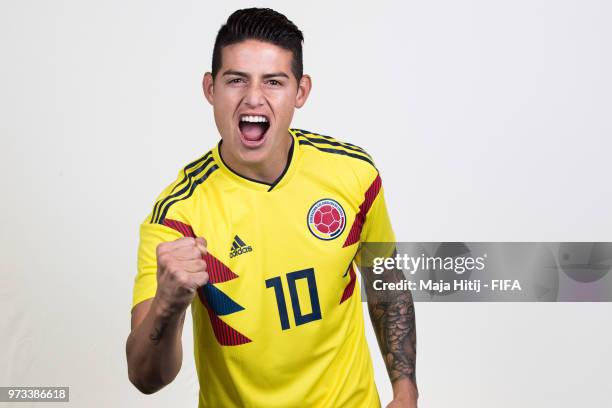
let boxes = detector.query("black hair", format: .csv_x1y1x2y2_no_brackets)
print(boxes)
211,8,304,80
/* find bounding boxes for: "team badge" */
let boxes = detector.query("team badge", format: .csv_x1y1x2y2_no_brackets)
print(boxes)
307,198,346,240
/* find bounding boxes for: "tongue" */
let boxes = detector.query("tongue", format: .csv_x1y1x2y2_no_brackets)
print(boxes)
241,123,265,141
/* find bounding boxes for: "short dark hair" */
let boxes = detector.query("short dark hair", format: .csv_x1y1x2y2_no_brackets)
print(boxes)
211,8,304,80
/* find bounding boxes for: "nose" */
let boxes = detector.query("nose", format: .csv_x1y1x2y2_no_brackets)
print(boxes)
243,82,265,108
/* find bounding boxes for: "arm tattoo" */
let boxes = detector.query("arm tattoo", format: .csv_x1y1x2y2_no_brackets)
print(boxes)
362,253,417,385
149,322,169,345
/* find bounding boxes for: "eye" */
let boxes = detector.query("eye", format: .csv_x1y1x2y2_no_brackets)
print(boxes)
228,78,245,84
267,79,282,87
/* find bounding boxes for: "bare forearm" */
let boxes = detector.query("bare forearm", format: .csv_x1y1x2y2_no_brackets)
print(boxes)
126,298,185,394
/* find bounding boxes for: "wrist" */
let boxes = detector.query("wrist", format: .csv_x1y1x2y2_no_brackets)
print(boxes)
151,296,183,323
392,377,418,401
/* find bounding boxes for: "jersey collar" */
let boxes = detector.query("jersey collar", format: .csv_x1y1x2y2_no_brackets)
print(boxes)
213,129,302,192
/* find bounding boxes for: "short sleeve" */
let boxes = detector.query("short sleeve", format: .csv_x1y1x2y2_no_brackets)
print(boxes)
131,176,185,310
360,183,395,243
132,219,183,309
354,177,396,267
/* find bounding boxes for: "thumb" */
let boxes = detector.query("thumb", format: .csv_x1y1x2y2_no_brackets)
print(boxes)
195,236,207,256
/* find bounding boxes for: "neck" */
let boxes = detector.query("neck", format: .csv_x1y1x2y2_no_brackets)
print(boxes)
220,132,293,185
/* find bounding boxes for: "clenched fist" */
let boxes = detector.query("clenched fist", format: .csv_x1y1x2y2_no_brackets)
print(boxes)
154,236,209,317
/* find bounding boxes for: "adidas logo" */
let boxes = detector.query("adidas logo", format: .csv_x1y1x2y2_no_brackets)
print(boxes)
229,235,253,258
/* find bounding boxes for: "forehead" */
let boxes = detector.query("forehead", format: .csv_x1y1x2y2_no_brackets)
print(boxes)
219,39,293,74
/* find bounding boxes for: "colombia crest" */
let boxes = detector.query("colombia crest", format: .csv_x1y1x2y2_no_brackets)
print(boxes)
307,198,346,240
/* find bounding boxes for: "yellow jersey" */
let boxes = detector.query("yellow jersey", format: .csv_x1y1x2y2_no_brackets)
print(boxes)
132,128,396,407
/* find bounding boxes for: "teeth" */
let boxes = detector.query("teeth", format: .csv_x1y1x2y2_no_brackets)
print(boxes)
240,115,268,123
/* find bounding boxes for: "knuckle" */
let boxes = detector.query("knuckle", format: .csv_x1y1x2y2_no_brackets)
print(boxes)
175,274,189,287
167,263,182,276
157,253,169,266
156,242,167,256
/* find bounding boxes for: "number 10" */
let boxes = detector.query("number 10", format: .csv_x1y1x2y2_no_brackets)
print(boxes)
265,268,322,330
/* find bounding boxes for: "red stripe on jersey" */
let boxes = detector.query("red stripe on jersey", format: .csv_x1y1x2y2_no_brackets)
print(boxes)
343,174,382,247
203,253,238,283
163,218,250,345
162,218,195,237
339,264,357,304
162,218,239,283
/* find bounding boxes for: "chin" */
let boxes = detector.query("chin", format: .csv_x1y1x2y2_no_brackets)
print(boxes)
236,142,271,165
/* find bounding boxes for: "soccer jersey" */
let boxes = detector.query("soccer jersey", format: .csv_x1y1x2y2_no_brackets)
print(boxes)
132,128,396,408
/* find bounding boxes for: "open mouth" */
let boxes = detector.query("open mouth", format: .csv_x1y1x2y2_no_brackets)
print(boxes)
238,115,270,147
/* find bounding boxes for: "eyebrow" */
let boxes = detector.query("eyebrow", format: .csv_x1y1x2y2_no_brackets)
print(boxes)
221,70,290,79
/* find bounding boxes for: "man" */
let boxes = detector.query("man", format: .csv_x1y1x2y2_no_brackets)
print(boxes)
126,8,418,408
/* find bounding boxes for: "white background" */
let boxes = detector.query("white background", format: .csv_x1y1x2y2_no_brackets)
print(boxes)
1,0,611,406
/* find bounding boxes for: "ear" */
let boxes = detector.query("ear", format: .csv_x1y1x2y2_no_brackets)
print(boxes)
203,72,214,105
295,74,312,109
